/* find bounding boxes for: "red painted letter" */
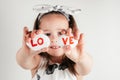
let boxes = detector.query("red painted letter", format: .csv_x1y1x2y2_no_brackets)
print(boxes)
31,40,37,47
69,36,74,44
62,37,68,45
37,38,44,45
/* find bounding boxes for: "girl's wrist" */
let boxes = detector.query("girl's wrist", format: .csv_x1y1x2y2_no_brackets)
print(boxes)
75,52,87,63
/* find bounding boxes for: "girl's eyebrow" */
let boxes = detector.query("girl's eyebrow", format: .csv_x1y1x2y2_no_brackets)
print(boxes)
58,29,67,31
43,28,67,32
42,29,50,32
58,28,67,30
43,30,49,31
43,30,50,33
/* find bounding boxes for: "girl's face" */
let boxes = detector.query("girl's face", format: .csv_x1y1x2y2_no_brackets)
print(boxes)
39,14,69,57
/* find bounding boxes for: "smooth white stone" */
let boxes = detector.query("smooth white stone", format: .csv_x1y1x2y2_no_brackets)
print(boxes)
26,34,50,51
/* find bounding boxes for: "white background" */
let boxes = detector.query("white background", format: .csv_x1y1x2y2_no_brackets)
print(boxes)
0,0,120,80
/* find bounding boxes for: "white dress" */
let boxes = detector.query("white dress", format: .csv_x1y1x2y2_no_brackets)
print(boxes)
32,59,77,80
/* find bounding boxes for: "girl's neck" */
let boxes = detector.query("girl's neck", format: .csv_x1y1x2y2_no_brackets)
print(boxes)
50,56,64,64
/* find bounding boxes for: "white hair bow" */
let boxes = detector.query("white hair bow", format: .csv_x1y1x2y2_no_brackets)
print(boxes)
33,4,81,21
33,4,81,14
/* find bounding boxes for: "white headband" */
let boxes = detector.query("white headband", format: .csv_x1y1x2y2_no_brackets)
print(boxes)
33,4,81,21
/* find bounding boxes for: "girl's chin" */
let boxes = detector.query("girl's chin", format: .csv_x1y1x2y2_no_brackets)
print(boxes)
48,51,64,57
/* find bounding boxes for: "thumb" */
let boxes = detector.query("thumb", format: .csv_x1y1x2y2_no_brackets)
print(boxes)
22,27,29,46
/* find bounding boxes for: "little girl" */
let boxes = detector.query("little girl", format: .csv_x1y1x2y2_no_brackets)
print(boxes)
16,5,93,80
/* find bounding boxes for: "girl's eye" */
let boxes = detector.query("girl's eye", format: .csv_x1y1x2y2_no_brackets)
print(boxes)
45,33,51,36
58,32,62,36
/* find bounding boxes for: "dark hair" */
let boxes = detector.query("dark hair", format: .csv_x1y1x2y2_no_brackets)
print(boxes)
33,11,75,30
33,11,78,75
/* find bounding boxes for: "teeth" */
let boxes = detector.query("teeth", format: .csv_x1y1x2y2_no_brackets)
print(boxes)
53,46,57,49
51,46,60,49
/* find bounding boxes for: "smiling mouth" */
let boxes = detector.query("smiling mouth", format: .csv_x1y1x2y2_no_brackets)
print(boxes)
50,46,61,49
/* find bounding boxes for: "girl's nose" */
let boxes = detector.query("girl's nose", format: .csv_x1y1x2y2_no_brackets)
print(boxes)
50,35,58,43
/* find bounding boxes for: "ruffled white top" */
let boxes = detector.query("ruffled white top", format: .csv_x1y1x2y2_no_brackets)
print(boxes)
32,63,77,80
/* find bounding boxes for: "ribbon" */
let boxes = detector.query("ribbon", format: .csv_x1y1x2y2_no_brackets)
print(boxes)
33,4,81,21
46,63,68,75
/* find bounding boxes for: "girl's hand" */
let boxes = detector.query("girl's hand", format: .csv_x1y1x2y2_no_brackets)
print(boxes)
22,27,48,56
16,27,48,69
63,28,84,63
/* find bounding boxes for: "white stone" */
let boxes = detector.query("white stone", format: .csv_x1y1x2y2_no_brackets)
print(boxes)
26,34,50,51
57,35,78,48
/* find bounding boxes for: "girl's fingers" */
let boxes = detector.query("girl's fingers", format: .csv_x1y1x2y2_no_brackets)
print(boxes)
63,45,71,54
73,29,80,40
36,29,44,34
23,27,33,44
31,29,44,39
23,27,28,39
66,28,80,40
30,30,37,39
22,26,32,49
26,37,31,43
34,47,49,55
41,47,48,53
78,33,84,53
78,33,84,44
67,28,72,36
23,27,29,45
61,29,67,35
